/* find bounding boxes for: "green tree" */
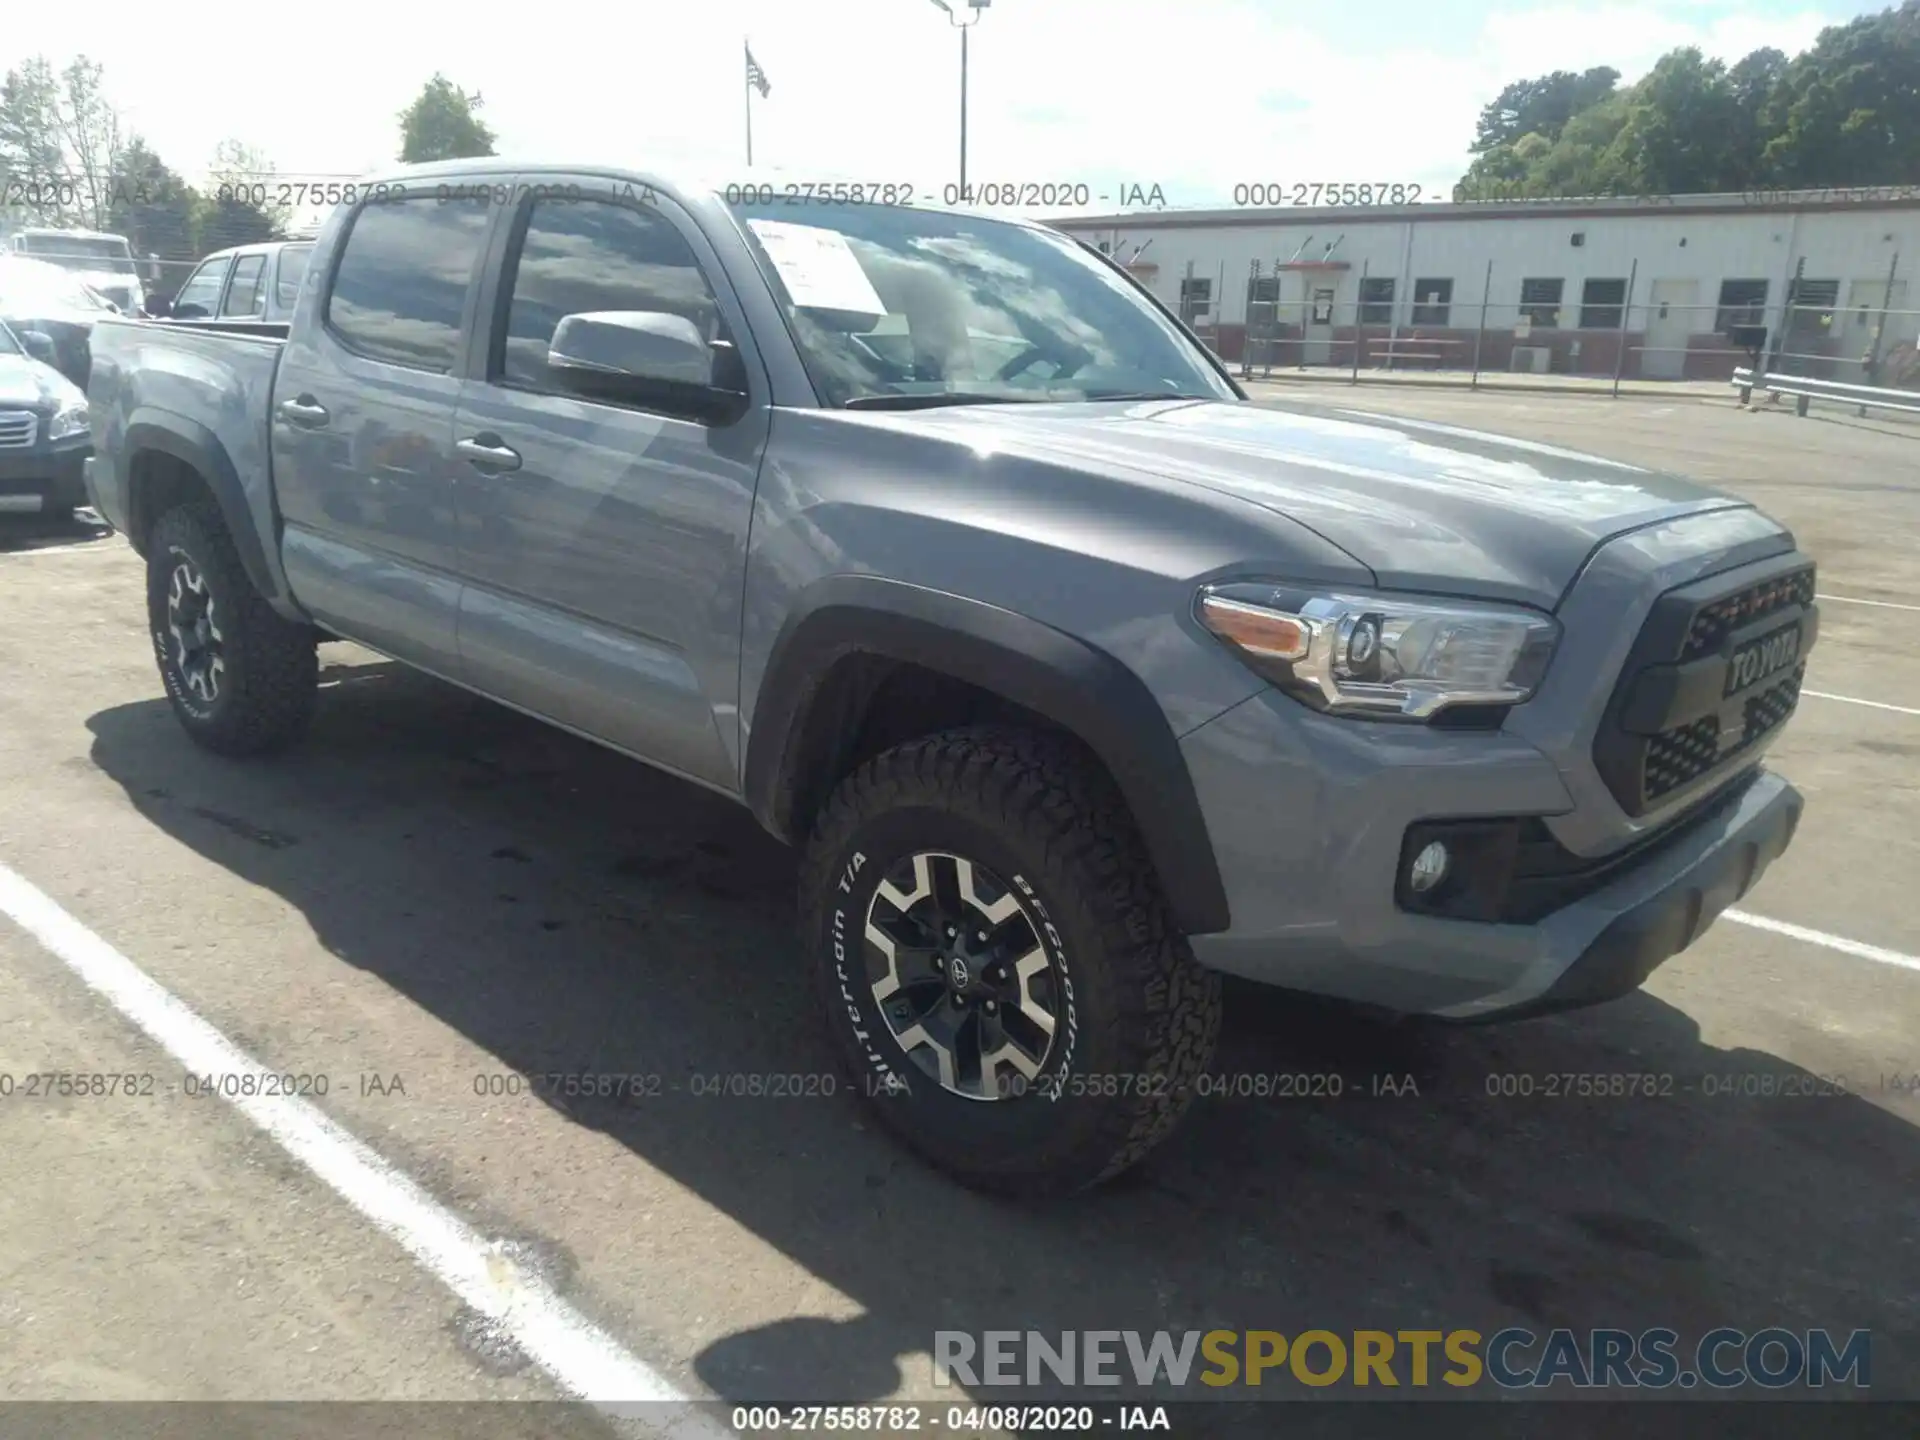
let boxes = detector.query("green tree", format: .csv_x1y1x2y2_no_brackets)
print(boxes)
1470,67,1621,154
1458,3,1920,197
106,137,200,297
1762,0,1920,185
1607,49,1746,194
197,138,289,251
0,54,126,227
398,75,496,164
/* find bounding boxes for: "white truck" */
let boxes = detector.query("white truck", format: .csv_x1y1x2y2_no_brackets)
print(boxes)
8,227,149,316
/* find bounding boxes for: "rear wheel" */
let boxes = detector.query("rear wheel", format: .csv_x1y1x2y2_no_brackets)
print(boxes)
146,504,317,756
800,726,1222,1196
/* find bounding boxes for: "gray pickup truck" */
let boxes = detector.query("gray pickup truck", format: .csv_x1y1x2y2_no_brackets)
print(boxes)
85,160,1817,1195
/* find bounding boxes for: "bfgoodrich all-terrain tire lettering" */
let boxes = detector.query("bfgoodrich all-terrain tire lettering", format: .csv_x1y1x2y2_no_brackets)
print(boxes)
799,725,1223,1196
147,503,316,756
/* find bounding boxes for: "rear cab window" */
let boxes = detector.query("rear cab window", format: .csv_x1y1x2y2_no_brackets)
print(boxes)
171,257,232,318
323,195,491,371
221,254,268,317
275,245,314,309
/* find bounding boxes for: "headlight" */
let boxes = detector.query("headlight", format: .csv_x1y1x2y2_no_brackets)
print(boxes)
48,401,89,441
1196,582,1559,720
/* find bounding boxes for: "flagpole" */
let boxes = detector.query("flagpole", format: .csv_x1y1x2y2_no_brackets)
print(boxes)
744,37,754,166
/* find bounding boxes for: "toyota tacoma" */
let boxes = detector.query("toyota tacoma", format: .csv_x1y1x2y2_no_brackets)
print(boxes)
84,161,1816,1195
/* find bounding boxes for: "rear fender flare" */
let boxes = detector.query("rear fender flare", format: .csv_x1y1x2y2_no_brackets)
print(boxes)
125,413,303,622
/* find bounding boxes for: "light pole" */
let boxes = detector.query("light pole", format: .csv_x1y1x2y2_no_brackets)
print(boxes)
928,0,988,197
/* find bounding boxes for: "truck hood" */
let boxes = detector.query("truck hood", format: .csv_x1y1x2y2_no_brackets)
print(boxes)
0,353,83,410
901,398,1750,608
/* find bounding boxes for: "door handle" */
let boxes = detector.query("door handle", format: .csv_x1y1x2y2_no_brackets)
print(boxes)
277,396,329,428
456,436,523,473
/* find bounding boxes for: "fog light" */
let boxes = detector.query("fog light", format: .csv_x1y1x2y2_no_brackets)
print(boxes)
1408,841,1450,894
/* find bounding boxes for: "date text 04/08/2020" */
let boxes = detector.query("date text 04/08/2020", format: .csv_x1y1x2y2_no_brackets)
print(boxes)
731,1404,1169,1433
720,181,1166,208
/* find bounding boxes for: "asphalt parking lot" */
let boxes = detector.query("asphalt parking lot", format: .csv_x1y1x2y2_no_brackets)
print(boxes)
1,386,1916,1438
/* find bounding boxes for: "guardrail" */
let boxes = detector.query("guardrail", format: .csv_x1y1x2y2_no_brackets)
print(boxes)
1732,366,1920,417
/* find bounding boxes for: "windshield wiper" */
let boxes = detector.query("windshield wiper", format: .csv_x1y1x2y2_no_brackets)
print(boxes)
1080,391,1215,404
842,392,1051,411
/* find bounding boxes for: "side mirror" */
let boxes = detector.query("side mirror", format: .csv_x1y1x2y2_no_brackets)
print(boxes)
548,310,747,423
144,295,173,319
20,330,57,365
172,301,209,320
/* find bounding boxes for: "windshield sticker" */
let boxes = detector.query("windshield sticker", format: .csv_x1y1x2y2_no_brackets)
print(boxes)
746,220,887,315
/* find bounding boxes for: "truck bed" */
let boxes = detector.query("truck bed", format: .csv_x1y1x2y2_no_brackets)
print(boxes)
86,315,288,576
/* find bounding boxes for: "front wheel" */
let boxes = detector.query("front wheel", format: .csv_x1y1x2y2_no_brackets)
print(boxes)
146,503,317,756
800,726,1222,1196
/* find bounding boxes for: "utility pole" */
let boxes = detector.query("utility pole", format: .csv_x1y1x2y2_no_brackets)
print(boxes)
929,0,989,196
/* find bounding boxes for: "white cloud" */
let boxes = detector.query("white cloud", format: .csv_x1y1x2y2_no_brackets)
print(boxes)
0,0,1850,212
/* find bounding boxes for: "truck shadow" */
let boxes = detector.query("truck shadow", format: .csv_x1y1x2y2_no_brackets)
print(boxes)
0,507,114,554
85,655,1920,1435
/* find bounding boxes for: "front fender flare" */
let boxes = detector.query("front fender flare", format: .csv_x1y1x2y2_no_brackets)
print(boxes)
744,575,1231,936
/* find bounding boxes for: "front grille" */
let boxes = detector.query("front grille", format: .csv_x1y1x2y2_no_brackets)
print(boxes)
1593,551,1816,817
1645,715,1721,801
0,411,38,449
1683,570,1817,659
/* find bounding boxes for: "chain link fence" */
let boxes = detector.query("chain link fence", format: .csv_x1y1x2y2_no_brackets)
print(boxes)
1167,257,1920,397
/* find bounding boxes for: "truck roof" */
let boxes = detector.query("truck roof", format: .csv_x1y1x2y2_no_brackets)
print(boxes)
17,226,129,242
353,157,1049,230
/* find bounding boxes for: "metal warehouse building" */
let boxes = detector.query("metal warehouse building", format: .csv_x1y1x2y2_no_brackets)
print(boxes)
1050,189,1920,384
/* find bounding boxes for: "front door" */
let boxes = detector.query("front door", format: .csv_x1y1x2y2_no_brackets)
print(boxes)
1641,279,1696,379
452,181,768,794
1303,282,1337,365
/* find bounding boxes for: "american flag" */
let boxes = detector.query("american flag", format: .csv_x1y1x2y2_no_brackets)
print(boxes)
745,43,771,98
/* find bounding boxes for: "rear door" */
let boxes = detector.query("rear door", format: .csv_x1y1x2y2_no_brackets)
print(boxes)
451,179,770,793
270,188,497,668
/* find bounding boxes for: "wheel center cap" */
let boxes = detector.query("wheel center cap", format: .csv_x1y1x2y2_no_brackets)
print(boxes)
948,955,972,990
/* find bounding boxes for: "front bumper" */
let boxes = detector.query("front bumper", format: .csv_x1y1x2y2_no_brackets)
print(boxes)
0,435,90,513
1178,688,1804,1020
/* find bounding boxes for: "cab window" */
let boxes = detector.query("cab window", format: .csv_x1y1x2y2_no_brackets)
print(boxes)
172,257,232,318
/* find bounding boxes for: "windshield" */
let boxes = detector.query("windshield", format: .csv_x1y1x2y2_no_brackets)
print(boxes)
724,200,1235,408
0,320,20,358
18,234,137,275
0,259,114,314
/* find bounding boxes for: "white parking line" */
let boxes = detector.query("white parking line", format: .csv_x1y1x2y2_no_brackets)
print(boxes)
0,860,727,1434
1726,909,1920,976
1803,689,1920,717
1816,593,1920,612
0,541,117,557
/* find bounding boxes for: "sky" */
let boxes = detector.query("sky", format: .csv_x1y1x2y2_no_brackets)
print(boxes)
0,0,1878,212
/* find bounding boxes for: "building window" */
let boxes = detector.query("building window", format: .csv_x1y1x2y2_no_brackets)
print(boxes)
1096,240,1112,254
1784,278,1840,343
1410,278,1452,326
1519,277,1564,328
1715,279,1770,333
1358,277,1395,325
1179,277,1213,321
1579,278,1628,329
1249,275,1280,305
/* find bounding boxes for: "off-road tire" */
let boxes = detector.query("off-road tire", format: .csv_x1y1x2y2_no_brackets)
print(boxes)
800,724,1223,1197
147,503,317,756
